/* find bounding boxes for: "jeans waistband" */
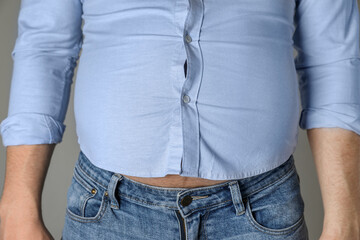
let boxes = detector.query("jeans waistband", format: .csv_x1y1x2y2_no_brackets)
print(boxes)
75,150,295,219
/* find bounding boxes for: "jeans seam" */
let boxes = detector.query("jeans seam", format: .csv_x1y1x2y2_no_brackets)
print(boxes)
66,191,109,223
116,192,232,211
174,210,182,240
76,160,108,190
73,168,95,192
246,204,306,235
184,199,232,216
244,164,296,199
203,210,210,240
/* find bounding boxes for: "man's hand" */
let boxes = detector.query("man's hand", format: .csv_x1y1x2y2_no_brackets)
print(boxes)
0,144,56,240
307,127,360,240
0,202,54,240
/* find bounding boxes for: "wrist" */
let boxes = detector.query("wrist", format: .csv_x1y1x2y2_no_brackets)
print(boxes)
322,214,360,238
0,205,43,222
0,195,42,219
323,202,360,222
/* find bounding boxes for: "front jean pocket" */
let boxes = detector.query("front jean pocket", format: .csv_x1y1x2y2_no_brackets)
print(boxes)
244,166,305,235
65,164,109,223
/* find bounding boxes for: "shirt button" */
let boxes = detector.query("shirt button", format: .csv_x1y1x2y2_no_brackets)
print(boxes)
182,94,190,103
181,195,193,206
185,34,192,43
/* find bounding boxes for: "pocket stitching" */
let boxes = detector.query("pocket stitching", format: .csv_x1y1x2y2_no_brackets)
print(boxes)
245,164,296,199
66,190,109,223
66,167,109,223
244,168,305,235
245,197,305,235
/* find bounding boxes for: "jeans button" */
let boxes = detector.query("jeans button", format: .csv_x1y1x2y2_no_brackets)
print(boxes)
181,195,193,206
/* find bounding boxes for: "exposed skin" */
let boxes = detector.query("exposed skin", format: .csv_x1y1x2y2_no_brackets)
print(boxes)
1,127,359,239
120,174,229,188
0,143,229,240
0,144,56,240
307,128,360,240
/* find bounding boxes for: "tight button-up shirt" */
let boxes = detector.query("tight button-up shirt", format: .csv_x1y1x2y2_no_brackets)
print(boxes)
1,0,360,180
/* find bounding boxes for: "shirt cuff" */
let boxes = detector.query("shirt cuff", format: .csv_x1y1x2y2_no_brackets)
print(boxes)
0,113,66,147
299,104,360,136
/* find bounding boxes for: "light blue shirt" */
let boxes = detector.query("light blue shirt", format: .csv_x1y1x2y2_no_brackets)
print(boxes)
1,0,360,180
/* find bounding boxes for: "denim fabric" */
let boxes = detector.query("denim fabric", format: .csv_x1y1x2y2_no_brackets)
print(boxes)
61,150,309,239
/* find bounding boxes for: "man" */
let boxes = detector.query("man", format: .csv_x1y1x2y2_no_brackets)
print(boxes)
0,0,359,239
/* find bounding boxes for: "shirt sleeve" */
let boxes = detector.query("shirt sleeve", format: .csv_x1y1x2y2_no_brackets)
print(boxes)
0,0,83,147
293,0,360,136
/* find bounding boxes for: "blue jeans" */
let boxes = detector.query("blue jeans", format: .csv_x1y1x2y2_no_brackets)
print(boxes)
61,150,309,239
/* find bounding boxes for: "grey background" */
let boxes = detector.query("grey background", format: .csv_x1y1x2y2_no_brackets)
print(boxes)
0,1,359,239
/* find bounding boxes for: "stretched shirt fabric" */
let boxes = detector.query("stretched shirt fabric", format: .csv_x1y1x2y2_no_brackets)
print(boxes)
1,0,360,180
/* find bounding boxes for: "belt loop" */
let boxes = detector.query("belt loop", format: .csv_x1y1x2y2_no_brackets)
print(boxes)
228,181,245,216
107,173,123,209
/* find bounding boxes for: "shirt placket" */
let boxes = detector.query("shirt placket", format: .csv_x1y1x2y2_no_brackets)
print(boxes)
180,0,205,176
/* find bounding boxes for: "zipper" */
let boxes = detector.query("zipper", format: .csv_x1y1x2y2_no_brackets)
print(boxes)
176,210,187,240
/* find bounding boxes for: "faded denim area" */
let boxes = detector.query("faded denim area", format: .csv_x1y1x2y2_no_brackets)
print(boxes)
61,150,309,239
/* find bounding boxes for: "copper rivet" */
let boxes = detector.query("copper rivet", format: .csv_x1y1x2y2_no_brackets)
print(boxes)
91,188,96,194
105,191,108,196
